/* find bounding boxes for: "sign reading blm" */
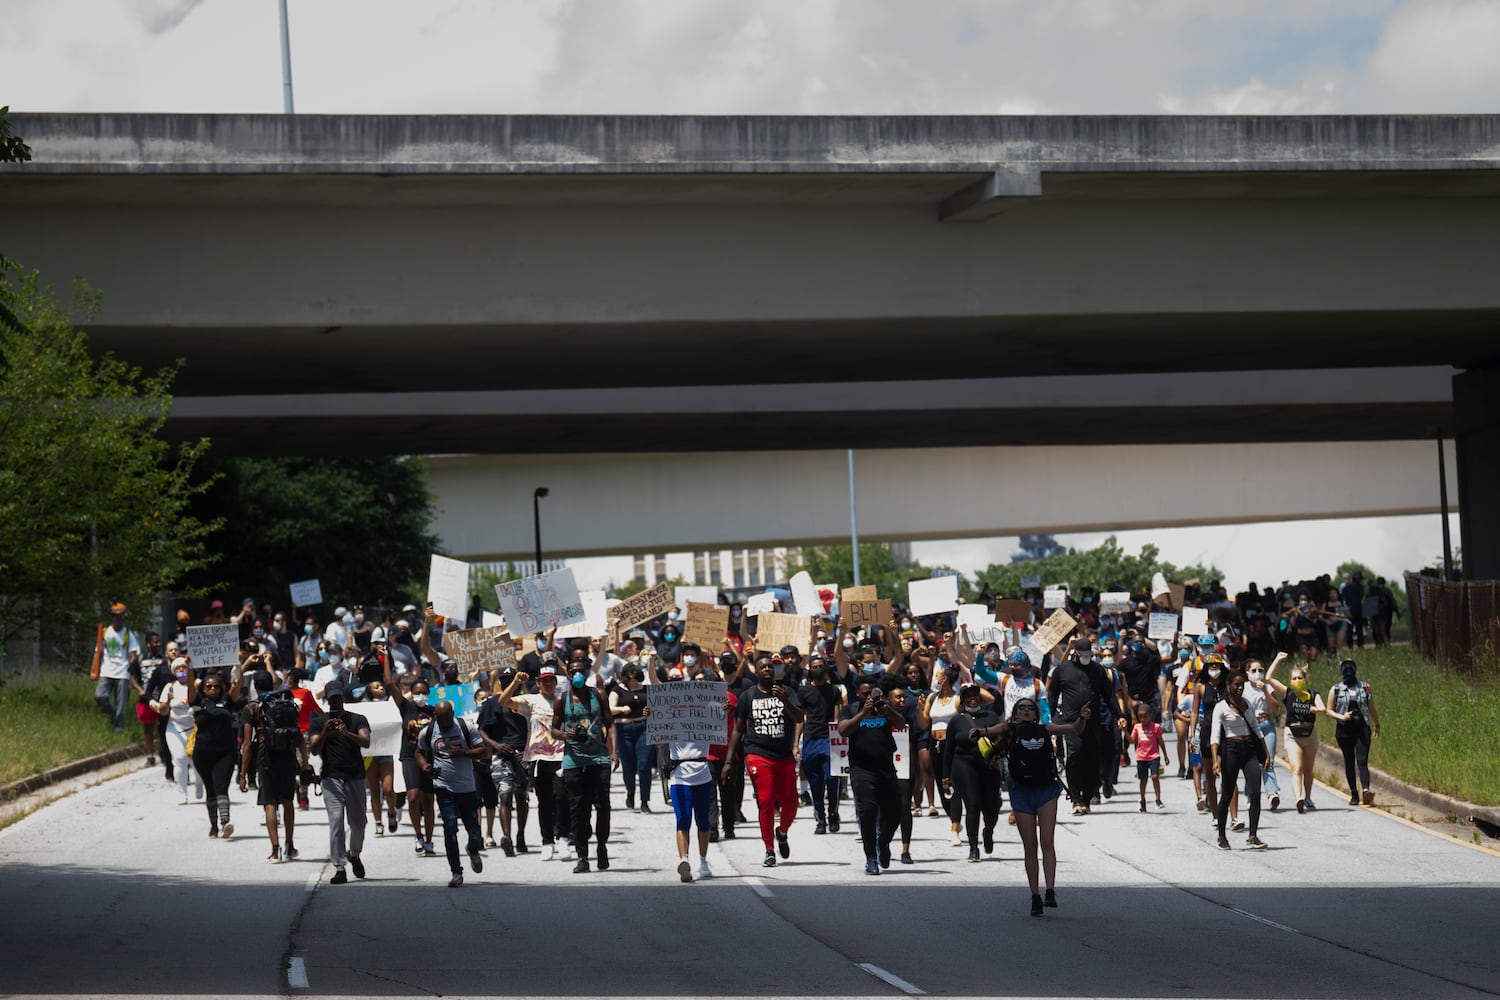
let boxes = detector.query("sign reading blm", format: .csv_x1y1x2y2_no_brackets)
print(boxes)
645,681,728,744
186,624,240,668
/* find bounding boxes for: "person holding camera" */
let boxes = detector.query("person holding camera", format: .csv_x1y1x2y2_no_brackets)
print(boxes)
415,699,488,888
308,681,371,884
726,652,806,868
551,651,614,874
837,675,906,875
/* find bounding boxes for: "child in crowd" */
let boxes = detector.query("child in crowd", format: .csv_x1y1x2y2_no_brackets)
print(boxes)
1130,703,1169,812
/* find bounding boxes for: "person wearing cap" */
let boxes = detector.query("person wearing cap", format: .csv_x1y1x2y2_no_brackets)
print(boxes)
551,648,614,874
93,601,141,733
508,658,570,860
1046,638,1110,816
726,652,805,868
309,680,372,884
478,668,531,855
204,599,229,626
325,607,351,648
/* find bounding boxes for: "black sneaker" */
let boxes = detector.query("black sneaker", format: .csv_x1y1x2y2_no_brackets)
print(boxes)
723,828,736,839
983,827,994,854
1140,801,1147,813
573,858,590,874
828,817,840,833
500,837,515,858
968,846,980,863
515,837,529,853
678,860,693,883
387,810,399,833
763,851,777,868
1031,893,1044,916
640,803,652,814
1246,836,1268,850
776,830,790,859
1217,836,1232,851
348,854,365,879
878,842,891,869
900,851,914,865
597,844,610,871
1044,888,1057,908
207,827,217,839
330,869,348,885
625,795,635,811
448,872,463,888
708,829,719,843
469,847,483,873
813,823,827,835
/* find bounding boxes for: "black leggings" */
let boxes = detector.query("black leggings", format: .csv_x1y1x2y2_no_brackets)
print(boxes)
849,767,902,861
192,747,236,828
895,777,913,845
1216,738,1262,836
1336,721,1372,795
950,756,1001,847
1063,727,1102,805
531,760,570,845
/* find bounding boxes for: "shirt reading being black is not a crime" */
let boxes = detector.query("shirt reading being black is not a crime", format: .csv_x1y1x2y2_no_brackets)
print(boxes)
736,685,802,759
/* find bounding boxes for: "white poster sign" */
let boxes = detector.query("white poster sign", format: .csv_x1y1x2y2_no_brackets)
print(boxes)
482,610,505,629
745,592,778,617
1151,572,1171,600
789,571,824,618
1099,591,1132,614
1043,588,1068,609
956,603,993,632
645,681,728,744
1020,573,1042,589
495,568,586,633
289,578,322,607
675,586,720,615
1180,606,1210,636
557,589,609,638
831,726,911,777
427,554,470,624
186,624,240,668
907,576,959,617
1019,636,1047,672
361,699,404,759
1148,612,1180,641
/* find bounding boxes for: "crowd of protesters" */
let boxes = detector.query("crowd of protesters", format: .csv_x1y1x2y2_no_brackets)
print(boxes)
95,571,1386,914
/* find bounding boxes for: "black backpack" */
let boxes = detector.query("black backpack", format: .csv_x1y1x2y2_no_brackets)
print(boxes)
262,690,302,752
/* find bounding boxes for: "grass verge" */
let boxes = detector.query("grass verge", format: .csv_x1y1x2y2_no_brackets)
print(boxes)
0,672,139,788
1313,645,1500,807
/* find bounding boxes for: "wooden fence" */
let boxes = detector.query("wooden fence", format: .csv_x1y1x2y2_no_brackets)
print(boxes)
1404,573,1500,676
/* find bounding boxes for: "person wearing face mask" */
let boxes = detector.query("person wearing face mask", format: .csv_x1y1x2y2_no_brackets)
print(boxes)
1327,658,1381,806
415,698,487,888
609,665,655,813
1047,639,1109,816
551,654,614,873
1190,655,1233,826
324,607,351,649
386,654,437,856
1211,671,1269,851
186,664,242,839
293,614,320,673
309,681,372,883
348,604,373,653
653,616,683,670
1263,655,1326,811
1241,656,1284,811
155,656,205,804
901,661,938,816
726,653,806,868
838,676,907,875
1168,646,1196,777
941,684,1004,863
999,649,1050,723
797,657,845,835
920,664,964,840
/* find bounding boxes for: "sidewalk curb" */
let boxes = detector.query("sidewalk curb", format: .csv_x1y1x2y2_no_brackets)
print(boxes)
1309,742,1500,832
0,745,145,801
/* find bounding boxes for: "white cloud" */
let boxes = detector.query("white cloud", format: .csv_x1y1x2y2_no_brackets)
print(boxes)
1360,0,1500,111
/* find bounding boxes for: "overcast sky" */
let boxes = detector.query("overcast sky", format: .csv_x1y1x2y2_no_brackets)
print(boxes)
3,2,1486,590
4,0,1499,115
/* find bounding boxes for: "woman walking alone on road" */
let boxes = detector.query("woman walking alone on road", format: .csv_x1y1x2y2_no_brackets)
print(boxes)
1328,658,1381,806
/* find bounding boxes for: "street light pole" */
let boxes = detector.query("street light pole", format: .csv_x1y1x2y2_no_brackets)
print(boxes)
848,449,861,587
278,0,296,114
533,487,549,576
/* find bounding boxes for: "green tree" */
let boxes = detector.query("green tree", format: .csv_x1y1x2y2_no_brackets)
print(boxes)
185,456,439,612
792,544,939,605
0,270,218,647
470,562,526,611
972,536,1219,600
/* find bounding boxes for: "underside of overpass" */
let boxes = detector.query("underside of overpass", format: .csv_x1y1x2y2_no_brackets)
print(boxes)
3,113,1497,572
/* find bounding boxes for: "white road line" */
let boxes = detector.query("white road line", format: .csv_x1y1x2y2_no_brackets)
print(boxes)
287,956,309,989
1232,907,1300,934
745,876,774,898
856,962,925,996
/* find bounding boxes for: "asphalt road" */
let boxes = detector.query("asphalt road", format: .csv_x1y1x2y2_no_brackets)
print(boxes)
3,759,1498,1000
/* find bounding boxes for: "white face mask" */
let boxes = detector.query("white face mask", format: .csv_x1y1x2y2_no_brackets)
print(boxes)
842,638,855,649
682,655,698,668
412,693,429,707
1207,668,1222,680
1248,671,1264,682
344,656,359,669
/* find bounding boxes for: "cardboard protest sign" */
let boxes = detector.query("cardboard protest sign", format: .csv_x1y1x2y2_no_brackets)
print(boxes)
968,624,1009,646
430,682,478,720
1167,583,1186,611
427,555,470,624
831,727,910,778
445,625,517,676
186,624,239,668
956,603,992,632
289,578,322,607
675,585,719,615
1099,592,1132,614
481,610,505,629
1020,574,1042,589
842,585,877,602
754,612,812,655
1180,606,1210,636
645,680,728,744
361,699,404,759
1043,588,1068,609
789,571,823,618
907,576,959,617
842,599,892,631
1148,612,1180,641
683,601,729,651
744,592,778,617
1029,609,1078,654
606,581,674,642
494,568,586,634
992,599,1033,624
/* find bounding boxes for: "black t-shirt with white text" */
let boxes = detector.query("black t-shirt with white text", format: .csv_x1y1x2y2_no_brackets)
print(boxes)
736,686,802,759
838,703,897,776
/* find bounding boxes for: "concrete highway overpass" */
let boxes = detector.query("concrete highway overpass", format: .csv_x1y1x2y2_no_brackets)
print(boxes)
3,113,1497,572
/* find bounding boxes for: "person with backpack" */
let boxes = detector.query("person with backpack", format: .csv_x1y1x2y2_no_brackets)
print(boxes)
308,681,371,885
1328,658,1381,806
415,698,488,888
551,649,615,874
239,687,308,863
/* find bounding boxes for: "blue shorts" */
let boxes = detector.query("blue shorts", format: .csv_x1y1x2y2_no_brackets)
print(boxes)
1008,778,1064,816
1136,759,1160,780
669,781,714,833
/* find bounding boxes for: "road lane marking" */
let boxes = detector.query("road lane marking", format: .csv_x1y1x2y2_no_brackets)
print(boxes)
856,963,925,995
745,876,774,898
287,956,309,989
1232,907,1299,934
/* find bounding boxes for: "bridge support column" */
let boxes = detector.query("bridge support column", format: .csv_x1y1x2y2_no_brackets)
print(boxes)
1454,368,1500,580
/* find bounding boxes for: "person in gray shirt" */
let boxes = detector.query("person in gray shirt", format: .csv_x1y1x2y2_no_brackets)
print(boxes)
415,700,487,887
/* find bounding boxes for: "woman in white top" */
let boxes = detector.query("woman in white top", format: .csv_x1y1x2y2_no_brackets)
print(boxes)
1211,671,1268,852
1242,655,1284,811
154,656,204,804
919,665,964,845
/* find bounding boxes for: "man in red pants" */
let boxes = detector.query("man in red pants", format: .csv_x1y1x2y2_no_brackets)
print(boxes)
726,653,805,867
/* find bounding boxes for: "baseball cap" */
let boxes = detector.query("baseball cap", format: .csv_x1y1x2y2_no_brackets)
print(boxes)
402,604,418,613
779,645,799,657
334,606,349,617
109,601,127,615
1072,638,1092,653
323,680,347,699
210,599,225,609
538,664,558,677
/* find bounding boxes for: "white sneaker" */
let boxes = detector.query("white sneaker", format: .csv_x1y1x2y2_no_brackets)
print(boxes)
545,843,557,861
698,859,713,879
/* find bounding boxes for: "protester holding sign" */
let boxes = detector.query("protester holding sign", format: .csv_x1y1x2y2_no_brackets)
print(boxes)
384,650,437,857
186,663,243,840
